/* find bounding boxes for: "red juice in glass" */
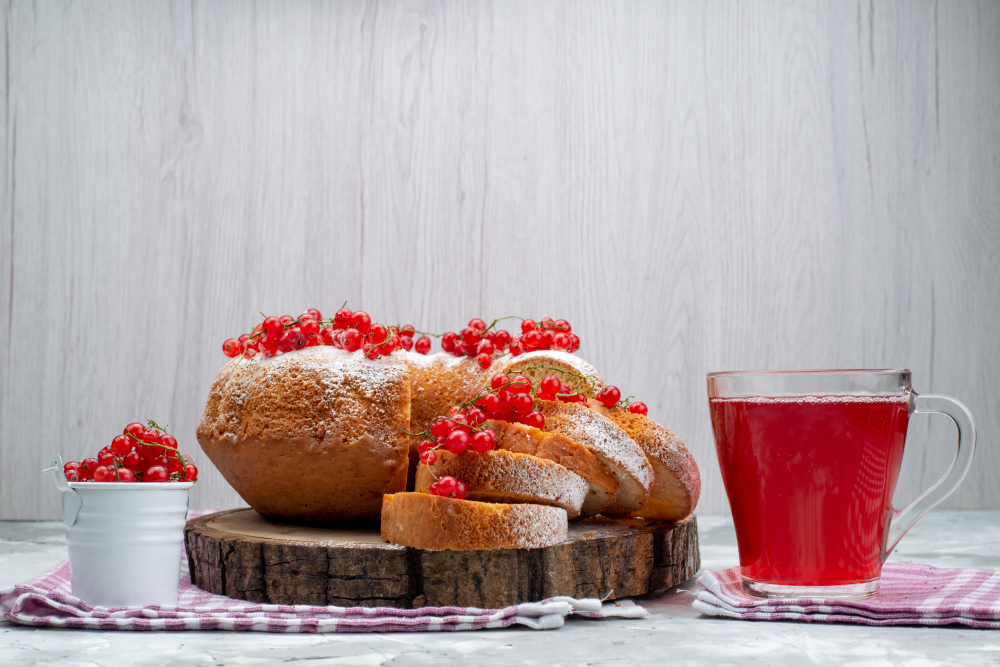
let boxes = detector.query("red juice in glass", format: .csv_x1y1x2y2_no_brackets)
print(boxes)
710,394,909,587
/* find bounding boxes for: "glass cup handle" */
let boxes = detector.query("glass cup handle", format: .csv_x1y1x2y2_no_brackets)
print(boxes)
884,394,977,559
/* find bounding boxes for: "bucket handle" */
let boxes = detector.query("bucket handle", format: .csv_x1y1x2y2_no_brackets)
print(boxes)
43,455,83,527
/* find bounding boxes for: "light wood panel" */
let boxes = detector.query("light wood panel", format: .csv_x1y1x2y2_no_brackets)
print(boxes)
1,0,997,519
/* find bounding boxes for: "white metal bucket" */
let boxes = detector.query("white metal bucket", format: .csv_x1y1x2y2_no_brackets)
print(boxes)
47,456,193,607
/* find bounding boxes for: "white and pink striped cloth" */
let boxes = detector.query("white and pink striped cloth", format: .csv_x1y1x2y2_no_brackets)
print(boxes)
695,565,1000,628
0,559,646,632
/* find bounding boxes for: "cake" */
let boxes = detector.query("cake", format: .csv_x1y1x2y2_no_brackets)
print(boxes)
486,419,619,517
593,403,702,521
535,399,655,517
197,346,411,523
381,492,568,550
414,449,590,518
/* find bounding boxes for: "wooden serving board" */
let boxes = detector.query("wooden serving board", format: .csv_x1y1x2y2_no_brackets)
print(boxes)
185,509,699,609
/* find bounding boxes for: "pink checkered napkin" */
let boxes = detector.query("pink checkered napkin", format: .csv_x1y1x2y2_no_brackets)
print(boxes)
0,559,647,632
694,565,1000,628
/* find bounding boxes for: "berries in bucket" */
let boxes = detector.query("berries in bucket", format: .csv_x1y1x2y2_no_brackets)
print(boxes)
47,420,197,607
63,420,198,484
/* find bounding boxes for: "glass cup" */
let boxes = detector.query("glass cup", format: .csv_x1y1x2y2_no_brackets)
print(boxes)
707,369,976,599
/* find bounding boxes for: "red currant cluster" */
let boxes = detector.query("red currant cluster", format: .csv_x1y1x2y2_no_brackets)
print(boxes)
222,308,422,361
427,475,468,500
438,317,580,370
440,318,512,369
507,318,580,358
63,421,199,484
416,410,500,466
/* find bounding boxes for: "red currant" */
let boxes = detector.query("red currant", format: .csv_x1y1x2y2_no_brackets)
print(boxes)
477,339,495,356
522,330,542,350
596,386,622,408
115,468,136,483
306,308,322,321
124,422,145,439
167,456,184,474
400,325,416,337
320,327,335,345
450,413,471,433
63,461,80,474
343,329,363,352
93,466,112,483
79,458,98,480
430,418,455,438
98,449,115,467
123,450,143,471
414,336,431,354
468,318,487,331
552,332,570,350
512,394,533,414
471,430,495,453
510,375,532,394
441,332,457,352
461,327,481,346
482,393,501,413
453,479,468,500
490,373,510,390
521,319,537,333
524,411,545,429
446,430,470,455
334,308,353,329
144,429,163,445
279,315,294,326
554,319,571,332
263,316,283,337
65,470,80,482
492,330,511,349
184,463,199,481
300,318,321,339
509,341,523,357
400,336,414,352
540,317,555,329
437,476,458,497
161,434,178,450
144,466,169,483
568,334,581,353
628,402,648,415
418,441,436,455
350,311,372,333
540,376,562,396
477,353,492,369
420,450,438,465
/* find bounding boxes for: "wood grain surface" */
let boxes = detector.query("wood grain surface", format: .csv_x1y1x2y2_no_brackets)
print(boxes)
1,1,998,518
185,509,700,608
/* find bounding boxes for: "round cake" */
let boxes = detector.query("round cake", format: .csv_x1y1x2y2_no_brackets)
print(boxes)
197,346,411,523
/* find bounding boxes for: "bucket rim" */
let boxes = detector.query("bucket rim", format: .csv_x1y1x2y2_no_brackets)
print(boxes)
68,482,195,490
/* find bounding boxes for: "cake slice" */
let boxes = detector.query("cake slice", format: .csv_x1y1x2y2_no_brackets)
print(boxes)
415,449,589,519
490,351,604,395
592,403,701,521
381,493,568,550
486,419,618,517
536,399,655,518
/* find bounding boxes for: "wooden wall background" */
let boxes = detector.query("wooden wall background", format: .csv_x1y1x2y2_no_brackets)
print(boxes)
1,0,997,519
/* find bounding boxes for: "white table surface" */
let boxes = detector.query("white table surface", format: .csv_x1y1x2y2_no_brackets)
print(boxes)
2,510,999,666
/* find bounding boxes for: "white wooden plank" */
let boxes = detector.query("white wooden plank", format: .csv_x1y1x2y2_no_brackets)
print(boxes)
0,0,997,519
